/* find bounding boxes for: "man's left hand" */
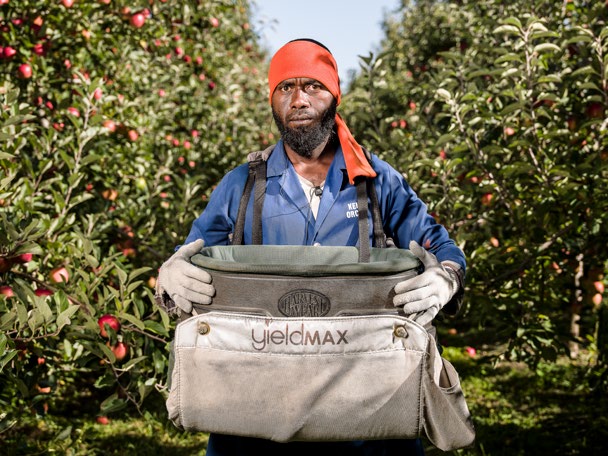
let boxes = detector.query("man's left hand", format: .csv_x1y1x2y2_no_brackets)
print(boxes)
393,241,458,326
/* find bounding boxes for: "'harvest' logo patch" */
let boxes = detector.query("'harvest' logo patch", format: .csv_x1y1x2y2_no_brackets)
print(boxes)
278,289,330,317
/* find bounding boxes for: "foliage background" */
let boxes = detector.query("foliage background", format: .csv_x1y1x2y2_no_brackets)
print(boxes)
1,0,270,452
345,0,608,379
1,0,607,454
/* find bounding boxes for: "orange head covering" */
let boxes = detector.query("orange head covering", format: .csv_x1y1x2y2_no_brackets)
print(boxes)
268,39,376,184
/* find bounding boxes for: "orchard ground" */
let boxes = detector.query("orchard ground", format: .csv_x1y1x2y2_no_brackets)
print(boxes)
2,326,607,455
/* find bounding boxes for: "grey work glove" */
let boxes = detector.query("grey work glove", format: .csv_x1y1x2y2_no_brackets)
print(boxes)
393,241,459,326
156,239,215,314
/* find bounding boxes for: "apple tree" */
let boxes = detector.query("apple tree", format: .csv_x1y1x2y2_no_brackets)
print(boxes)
0,0,269,427
344,0,608,382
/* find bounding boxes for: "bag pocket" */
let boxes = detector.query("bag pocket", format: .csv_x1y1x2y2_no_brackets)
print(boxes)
422,338,476,451
167,311,429,442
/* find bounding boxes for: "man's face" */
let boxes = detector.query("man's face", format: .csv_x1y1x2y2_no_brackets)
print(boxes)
271,78,337,158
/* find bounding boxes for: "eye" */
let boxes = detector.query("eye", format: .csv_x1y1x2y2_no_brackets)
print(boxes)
279,84,293,92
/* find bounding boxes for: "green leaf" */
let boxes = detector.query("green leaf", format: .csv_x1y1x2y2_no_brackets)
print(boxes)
436,89,452,101
116,268,128,285
537,75,562,84
0,309,17,331
571,66,598,77
122,355,148,371
128,267,152,283
56,305,80,330
503,17,523,28
533,43,561,54
501,68,520,78
436,132,456,147
495,54,523,65
34,298,54,324
120,313,145,330
493,25,520,35
0,350,19,372
99,393,127,414
144,320,169,337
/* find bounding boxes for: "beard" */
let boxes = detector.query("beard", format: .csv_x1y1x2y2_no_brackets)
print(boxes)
272,100,337,158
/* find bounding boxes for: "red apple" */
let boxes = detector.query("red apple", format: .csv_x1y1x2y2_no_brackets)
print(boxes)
566,117,577,131
594,281,605,294
18,63,32,79
0,285,14,298
35,288,54,297
49,266,69,283
67,107,80,117
147,276,157,288
1,46,16,59
127,129,138,141
93,88,102,100
130,12,145,28
98,314,121,338
465,346,477,357
62,0,74,7
586,102,604,119
592,293,603,306
96,416,110,425
210,17,219,27
0,257,13,272
111,341,128,361
504,126,515,136
101,188,118,201
103,119,116,132
32,42,45,56
0,0,9,6
17,253,33,263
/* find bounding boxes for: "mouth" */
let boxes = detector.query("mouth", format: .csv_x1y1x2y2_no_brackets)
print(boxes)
287,117,314,127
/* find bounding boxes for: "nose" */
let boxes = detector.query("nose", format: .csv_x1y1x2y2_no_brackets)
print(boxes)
290,87,310,109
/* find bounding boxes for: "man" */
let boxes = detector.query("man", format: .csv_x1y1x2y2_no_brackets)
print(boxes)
157,39,465,456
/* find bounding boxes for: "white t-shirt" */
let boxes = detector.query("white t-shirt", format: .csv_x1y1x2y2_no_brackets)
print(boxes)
297,174,324,219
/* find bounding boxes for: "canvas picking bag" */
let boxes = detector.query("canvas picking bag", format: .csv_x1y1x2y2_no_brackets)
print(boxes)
165,245,476,451
166,149,474,449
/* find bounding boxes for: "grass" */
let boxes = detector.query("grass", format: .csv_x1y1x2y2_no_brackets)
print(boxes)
2,330,607,455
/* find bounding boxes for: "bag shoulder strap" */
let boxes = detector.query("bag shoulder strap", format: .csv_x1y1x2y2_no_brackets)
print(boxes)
233,144,386,255
233,145,274,245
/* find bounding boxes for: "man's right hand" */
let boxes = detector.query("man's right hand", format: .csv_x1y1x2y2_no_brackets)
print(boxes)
156,239,215,314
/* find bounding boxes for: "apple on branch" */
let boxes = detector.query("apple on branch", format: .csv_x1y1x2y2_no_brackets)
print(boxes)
98,314,121,338
49,266,69,283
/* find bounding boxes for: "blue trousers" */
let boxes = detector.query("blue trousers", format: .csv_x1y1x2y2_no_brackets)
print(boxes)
206,434,425,456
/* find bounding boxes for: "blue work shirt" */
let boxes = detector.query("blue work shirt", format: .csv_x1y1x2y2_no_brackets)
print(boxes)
185,140,465,272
